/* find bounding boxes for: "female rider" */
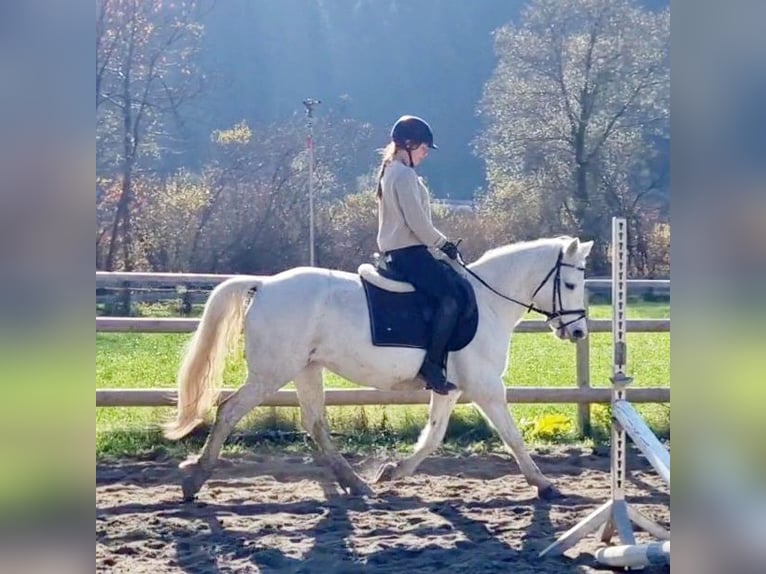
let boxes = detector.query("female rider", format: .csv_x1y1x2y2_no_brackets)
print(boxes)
375,115,461,395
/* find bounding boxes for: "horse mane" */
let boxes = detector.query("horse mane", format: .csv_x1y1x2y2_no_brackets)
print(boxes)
471,236,572,267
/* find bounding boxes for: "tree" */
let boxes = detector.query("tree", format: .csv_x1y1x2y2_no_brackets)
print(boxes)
132,170,212,271
154,110,375,274
96,0,204,271
476,0,669,271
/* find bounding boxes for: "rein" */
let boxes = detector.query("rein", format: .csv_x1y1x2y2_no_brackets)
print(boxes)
456,248,586,329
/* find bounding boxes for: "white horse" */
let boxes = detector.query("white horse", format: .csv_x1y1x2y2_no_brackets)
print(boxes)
165,236,593,501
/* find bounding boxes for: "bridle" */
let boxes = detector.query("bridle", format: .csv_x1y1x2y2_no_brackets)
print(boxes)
457,248,586,330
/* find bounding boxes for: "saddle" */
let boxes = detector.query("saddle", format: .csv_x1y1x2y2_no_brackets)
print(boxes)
358,256,479,351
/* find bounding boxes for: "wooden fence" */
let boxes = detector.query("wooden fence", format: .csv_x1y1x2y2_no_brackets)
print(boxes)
96,272,670,436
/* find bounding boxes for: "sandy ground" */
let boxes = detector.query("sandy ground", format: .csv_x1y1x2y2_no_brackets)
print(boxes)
96,446,670,573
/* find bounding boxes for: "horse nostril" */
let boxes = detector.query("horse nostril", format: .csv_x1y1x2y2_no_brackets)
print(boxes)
572,328,584,339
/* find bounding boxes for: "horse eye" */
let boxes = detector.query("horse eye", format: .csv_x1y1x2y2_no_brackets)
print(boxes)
565,282,575,290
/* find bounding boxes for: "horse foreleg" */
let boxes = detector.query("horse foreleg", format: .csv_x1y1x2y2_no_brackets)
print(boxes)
375,390,460,482
294,364,373,497
471,382,562,500
179,375,271,501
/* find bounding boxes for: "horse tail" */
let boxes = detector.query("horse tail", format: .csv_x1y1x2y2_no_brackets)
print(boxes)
164,276,263,440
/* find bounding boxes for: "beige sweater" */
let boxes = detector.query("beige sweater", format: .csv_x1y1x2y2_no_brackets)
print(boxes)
376,160,448,253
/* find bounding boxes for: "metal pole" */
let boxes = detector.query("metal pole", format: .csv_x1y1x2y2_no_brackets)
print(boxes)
303,98,321,266
607,216,634,544
308,119,315,267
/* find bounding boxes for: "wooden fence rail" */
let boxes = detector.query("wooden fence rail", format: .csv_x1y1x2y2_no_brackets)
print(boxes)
97,386,669,408
96,271,669,290
96,316,670,334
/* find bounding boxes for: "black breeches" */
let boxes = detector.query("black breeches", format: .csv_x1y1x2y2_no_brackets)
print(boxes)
386,245,461,307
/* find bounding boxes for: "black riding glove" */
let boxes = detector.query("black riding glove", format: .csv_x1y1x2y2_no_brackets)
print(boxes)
440,241,459,260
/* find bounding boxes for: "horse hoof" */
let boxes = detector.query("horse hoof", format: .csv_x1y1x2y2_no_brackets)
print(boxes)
349,481,374,497
181,475,200,501
179,460,209,501
538,484,563,500
374,462,399,483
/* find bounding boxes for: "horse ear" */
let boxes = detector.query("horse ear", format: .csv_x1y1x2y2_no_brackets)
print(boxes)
580,240,594,258
565,237,580,257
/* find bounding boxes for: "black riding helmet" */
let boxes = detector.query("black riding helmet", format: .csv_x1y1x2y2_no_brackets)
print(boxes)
390,115,438,150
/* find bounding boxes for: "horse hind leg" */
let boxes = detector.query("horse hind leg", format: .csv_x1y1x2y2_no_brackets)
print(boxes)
179,371,276,501
294,363,373,497
375,390,460,483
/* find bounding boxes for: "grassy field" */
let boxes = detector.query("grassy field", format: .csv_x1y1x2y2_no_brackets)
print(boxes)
96,300,669,458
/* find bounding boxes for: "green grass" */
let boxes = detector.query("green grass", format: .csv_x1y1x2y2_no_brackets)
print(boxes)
96,302,669,458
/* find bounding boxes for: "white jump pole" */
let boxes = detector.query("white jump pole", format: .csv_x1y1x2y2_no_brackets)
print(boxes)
595,541,670,569
540,217,670,567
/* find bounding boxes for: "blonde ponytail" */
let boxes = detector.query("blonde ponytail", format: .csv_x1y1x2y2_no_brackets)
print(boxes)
376,142,398,199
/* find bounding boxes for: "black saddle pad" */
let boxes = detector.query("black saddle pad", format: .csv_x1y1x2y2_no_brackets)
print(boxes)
361,274,479,351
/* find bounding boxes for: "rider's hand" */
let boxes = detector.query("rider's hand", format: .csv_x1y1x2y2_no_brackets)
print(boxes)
440,241,459,260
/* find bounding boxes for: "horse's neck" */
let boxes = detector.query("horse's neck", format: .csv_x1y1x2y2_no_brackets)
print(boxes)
468,243,554,326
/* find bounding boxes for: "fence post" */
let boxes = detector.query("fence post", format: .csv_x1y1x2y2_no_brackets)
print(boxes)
576,291,591,437
118,280,132,316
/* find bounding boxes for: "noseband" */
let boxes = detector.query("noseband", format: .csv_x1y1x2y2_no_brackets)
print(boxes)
458,249,586,330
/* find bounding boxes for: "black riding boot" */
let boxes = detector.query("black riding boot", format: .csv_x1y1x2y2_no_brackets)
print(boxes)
419,296,459,395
